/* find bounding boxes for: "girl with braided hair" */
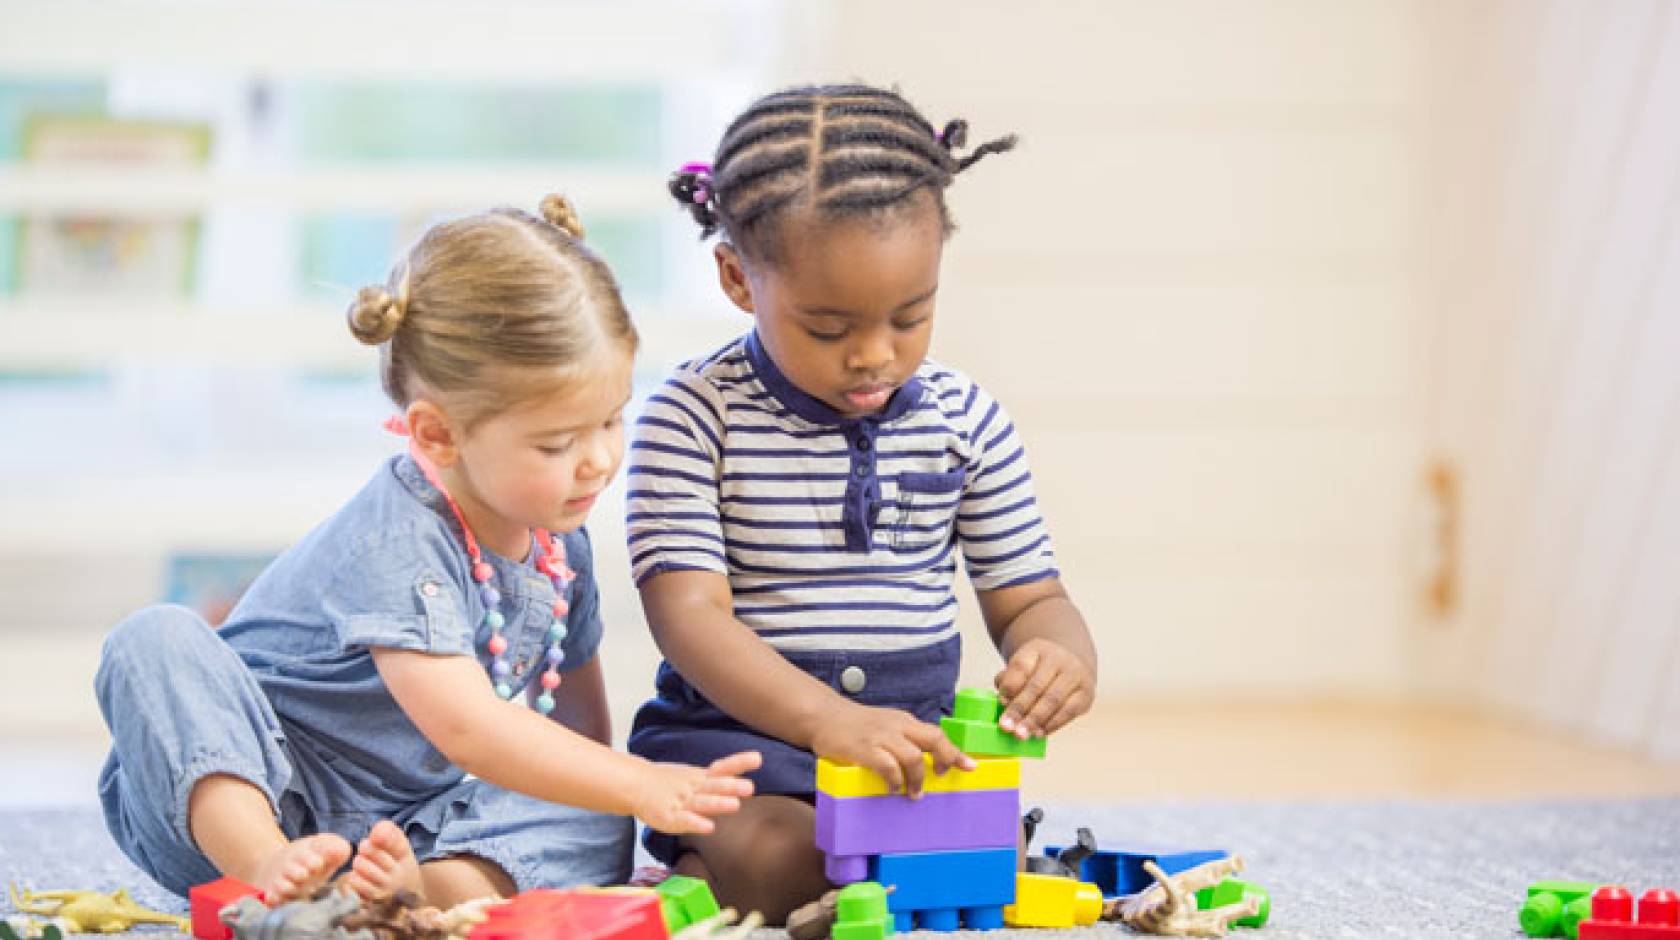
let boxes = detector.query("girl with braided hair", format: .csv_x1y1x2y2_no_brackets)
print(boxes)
94,195,759,911
626,84,1099,921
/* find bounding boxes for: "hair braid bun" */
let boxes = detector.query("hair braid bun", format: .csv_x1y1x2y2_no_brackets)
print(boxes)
940,119,970,151
347,284,406,345
539,193,586,240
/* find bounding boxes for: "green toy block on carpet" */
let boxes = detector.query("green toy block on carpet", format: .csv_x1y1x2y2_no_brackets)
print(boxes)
1520,880,1599,938
654,875,720,932
831,882,894,940
940,688,1046,758
1196,878,1271,928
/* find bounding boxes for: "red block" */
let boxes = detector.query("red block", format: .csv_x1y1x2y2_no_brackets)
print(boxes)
470,889,668,940
189,876,262,940
1579,886,1680,940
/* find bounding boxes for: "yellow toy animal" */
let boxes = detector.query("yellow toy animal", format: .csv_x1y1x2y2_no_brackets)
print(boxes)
7,885,189,934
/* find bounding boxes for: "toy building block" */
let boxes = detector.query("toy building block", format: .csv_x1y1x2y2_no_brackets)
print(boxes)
191,877,262,940
831,883,894,940
1044,842,1230,897
1003,873,1103,929
1523,881,1601,938
1196,879,1271,929
653,877,718,933
816,755,1020,798
1579,886,1680,940
939,688,1046,759
1,920,65,940
815,788,1020,883
469,888,668,940
868,848,1016,931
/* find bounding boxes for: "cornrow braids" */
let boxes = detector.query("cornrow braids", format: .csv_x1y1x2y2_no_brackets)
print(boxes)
668,84,1017,264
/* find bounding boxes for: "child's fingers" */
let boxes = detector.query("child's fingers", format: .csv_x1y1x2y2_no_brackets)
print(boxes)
1019,670,1080,737
1001,662,1058,738
885,737,927,796
908,720,974,774
686,793,743,817
670,810,715,835
699,773,755,800
994,646,1040,707
1041,685,1093,736
867,745,907,795
707,750,763,778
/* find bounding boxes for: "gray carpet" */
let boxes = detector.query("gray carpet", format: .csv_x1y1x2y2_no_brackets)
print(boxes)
4,799,1678,938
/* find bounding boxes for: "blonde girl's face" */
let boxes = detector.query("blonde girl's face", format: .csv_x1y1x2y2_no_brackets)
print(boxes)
452,348,634,542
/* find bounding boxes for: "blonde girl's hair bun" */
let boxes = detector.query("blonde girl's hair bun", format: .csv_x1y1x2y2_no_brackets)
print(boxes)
539,193,586,240
347,283,407,345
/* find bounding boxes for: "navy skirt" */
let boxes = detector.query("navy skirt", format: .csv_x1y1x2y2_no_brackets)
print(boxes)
627,635,960,864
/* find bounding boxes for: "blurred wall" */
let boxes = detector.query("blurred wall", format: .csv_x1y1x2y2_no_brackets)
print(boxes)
1416,0,1680,759
789,0,1436,699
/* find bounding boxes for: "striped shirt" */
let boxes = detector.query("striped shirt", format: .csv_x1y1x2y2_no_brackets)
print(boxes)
625,330,1058,653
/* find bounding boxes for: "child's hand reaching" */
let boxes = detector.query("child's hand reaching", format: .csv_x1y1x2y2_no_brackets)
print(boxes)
994,637,1095,739
630,751,762,834
811,703,976,797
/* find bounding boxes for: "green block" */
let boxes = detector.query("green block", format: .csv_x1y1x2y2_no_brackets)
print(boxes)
940,687,1047,758
1195,879,1270,929
656,875,720,932
832,882,893,940
1520,882,1599,938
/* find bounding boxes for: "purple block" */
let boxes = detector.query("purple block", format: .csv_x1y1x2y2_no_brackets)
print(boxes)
825,854,870,884
815,788,1019,858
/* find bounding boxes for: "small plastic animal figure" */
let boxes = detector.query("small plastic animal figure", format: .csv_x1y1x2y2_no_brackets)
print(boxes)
7,885,189,934
1019,809,1098,878
785,889,839,940
670,908,762,940
219,890,371,940
1104,856,1261,938
333,892,496,940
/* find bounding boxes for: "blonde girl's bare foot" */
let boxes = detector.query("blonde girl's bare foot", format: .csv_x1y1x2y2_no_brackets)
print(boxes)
343,820,423,900
252,833,353,903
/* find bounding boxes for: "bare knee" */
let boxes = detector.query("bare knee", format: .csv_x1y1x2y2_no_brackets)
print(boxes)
697,798,828,925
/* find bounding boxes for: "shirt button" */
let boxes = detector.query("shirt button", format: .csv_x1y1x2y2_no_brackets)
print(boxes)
841,666,867,694
856,437,871,451
853,464,871,478
420,582,439,597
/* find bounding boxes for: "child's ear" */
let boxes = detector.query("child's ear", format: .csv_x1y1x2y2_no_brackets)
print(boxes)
714,242,756,317
406,399,459,468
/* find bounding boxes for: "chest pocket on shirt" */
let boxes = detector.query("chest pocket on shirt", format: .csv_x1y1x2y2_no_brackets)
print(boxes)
889,470,965,552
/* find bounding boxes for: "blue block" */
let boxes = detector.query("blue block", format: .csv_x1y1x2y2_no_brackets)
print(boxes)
868,848,1018,914
962,906,1005,930
1045,843,1228,897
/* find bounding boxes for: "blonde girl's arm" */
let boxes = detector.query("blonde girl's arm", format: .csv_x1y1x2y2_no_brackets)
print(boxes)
370,646,757,833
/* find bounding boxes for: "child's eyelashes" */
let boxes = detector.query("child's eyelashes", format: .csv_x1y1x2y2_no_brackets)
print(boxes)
805,319,928,343
537,442,574,456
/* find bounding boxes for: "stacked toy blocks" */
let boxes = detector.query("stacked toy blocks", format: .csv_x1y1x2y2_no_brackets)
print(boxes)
815,688,1040,931
1577,885,1680,939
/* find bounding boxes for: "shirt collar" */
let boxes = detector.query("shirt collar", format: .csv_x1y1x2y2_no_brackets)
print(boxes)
744,329,925,427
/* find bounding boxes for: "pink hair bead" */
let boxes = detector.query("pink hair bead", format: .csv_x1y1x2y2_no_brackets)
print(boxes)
472,561,494,582
541,671,561,691
552,599,569,617
487,635,508,656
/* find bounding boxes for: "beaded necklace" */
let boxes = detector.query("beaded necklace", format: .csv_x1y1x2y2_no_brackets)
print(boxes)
387,418,573,714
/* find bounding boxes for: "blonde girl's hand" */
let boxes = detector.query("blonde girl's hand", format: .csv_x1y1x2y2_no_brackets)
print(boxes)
810,703,975,798
994,637,1095,739
631,751,761,835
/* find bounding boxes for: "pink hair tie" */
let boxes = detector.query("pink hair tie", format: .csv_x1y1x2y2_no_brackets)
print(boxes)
679,161,714,204
383,415,411,436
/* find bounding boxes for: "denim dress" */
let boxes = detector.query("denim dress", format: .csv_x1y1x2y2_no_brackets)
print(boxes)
94,455,632,897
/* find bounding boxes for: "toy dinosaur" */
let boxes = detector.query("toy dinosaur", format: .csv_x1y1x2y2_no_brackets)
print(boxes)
1104,856,1260,938
670,908,762,940
220,890,372,940
7,885,188,934
1019,809,1098,878
332,891,498,940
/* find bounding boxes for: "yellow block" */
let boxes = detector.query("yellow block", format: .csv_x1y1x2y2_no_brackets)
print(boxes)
815,755,1021,797
1002,873,1103,928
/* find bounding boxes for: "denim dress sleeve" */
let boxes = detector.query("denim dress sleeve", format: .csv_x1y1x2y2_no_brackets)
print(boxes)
321,522,479,658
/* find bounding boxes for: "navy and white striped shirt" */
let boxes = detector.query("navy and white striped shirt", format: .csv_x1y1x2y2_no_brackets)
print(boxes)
625,331,1058,653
